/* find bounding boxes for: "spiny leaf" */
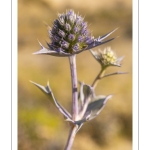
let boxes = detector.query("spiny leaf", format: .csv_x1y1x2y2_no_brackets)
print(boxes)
84,95,113,120
30,81,73,121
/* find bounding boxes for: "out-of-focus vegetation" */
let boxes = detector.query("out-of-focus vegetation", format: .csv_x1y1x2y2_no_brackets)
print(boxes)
18,0,132,149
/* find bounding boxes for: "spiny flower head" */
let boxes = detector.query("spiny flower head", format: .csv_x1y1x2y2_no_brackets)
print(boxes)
91,47,124,67
34,9,117,57
48,9,94,54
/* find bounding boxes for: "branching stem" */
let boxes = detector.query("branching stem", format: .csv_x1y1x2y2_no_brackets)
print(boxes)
100,71,128,79
91,67,106,88
92,67,128,88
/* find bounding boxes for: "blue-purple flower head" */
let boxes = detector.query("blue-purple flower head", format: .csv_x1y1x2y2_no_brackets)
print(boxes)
34,9,118,57
48,10,94,54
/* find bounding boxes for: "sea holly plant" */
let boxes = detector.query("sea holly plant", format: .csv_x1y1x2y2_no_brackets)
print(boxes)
31,9,126,150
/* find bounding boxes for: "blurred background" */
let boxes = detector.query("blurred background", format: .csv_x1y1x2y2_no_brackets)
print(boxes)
18,0,132,149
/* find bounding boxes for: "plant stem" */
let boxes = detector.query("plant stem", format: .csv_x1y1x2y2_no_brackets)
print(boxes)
64,125,78,150
99,71,128,79
64,55,78,150
69,55,78,120
91,67,105,88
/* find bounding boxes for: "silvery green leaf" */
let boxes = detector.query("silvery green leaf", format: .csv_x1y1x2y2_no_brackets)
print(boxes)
85,28,118,50
78,82,93,109
78,81,84,106
82,84,93,103
80,84,93,114
78,84,94,118
30,81,73,122
84,95,112,121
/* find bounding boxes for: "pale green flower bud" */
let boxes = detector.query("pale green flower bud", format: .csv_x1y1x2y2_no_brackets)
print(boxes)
90,47,124,67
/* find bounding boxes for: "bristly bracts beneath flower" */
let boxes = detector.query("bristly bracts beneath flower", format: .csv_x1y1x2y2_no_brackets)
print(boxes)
33,9,118,57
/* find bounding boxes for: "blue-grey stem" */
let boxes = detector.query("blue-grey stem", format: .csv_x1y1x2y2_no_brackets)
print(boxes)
64,125,78,150
91,67,106,88
69,55,78,120
64,55,78,150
